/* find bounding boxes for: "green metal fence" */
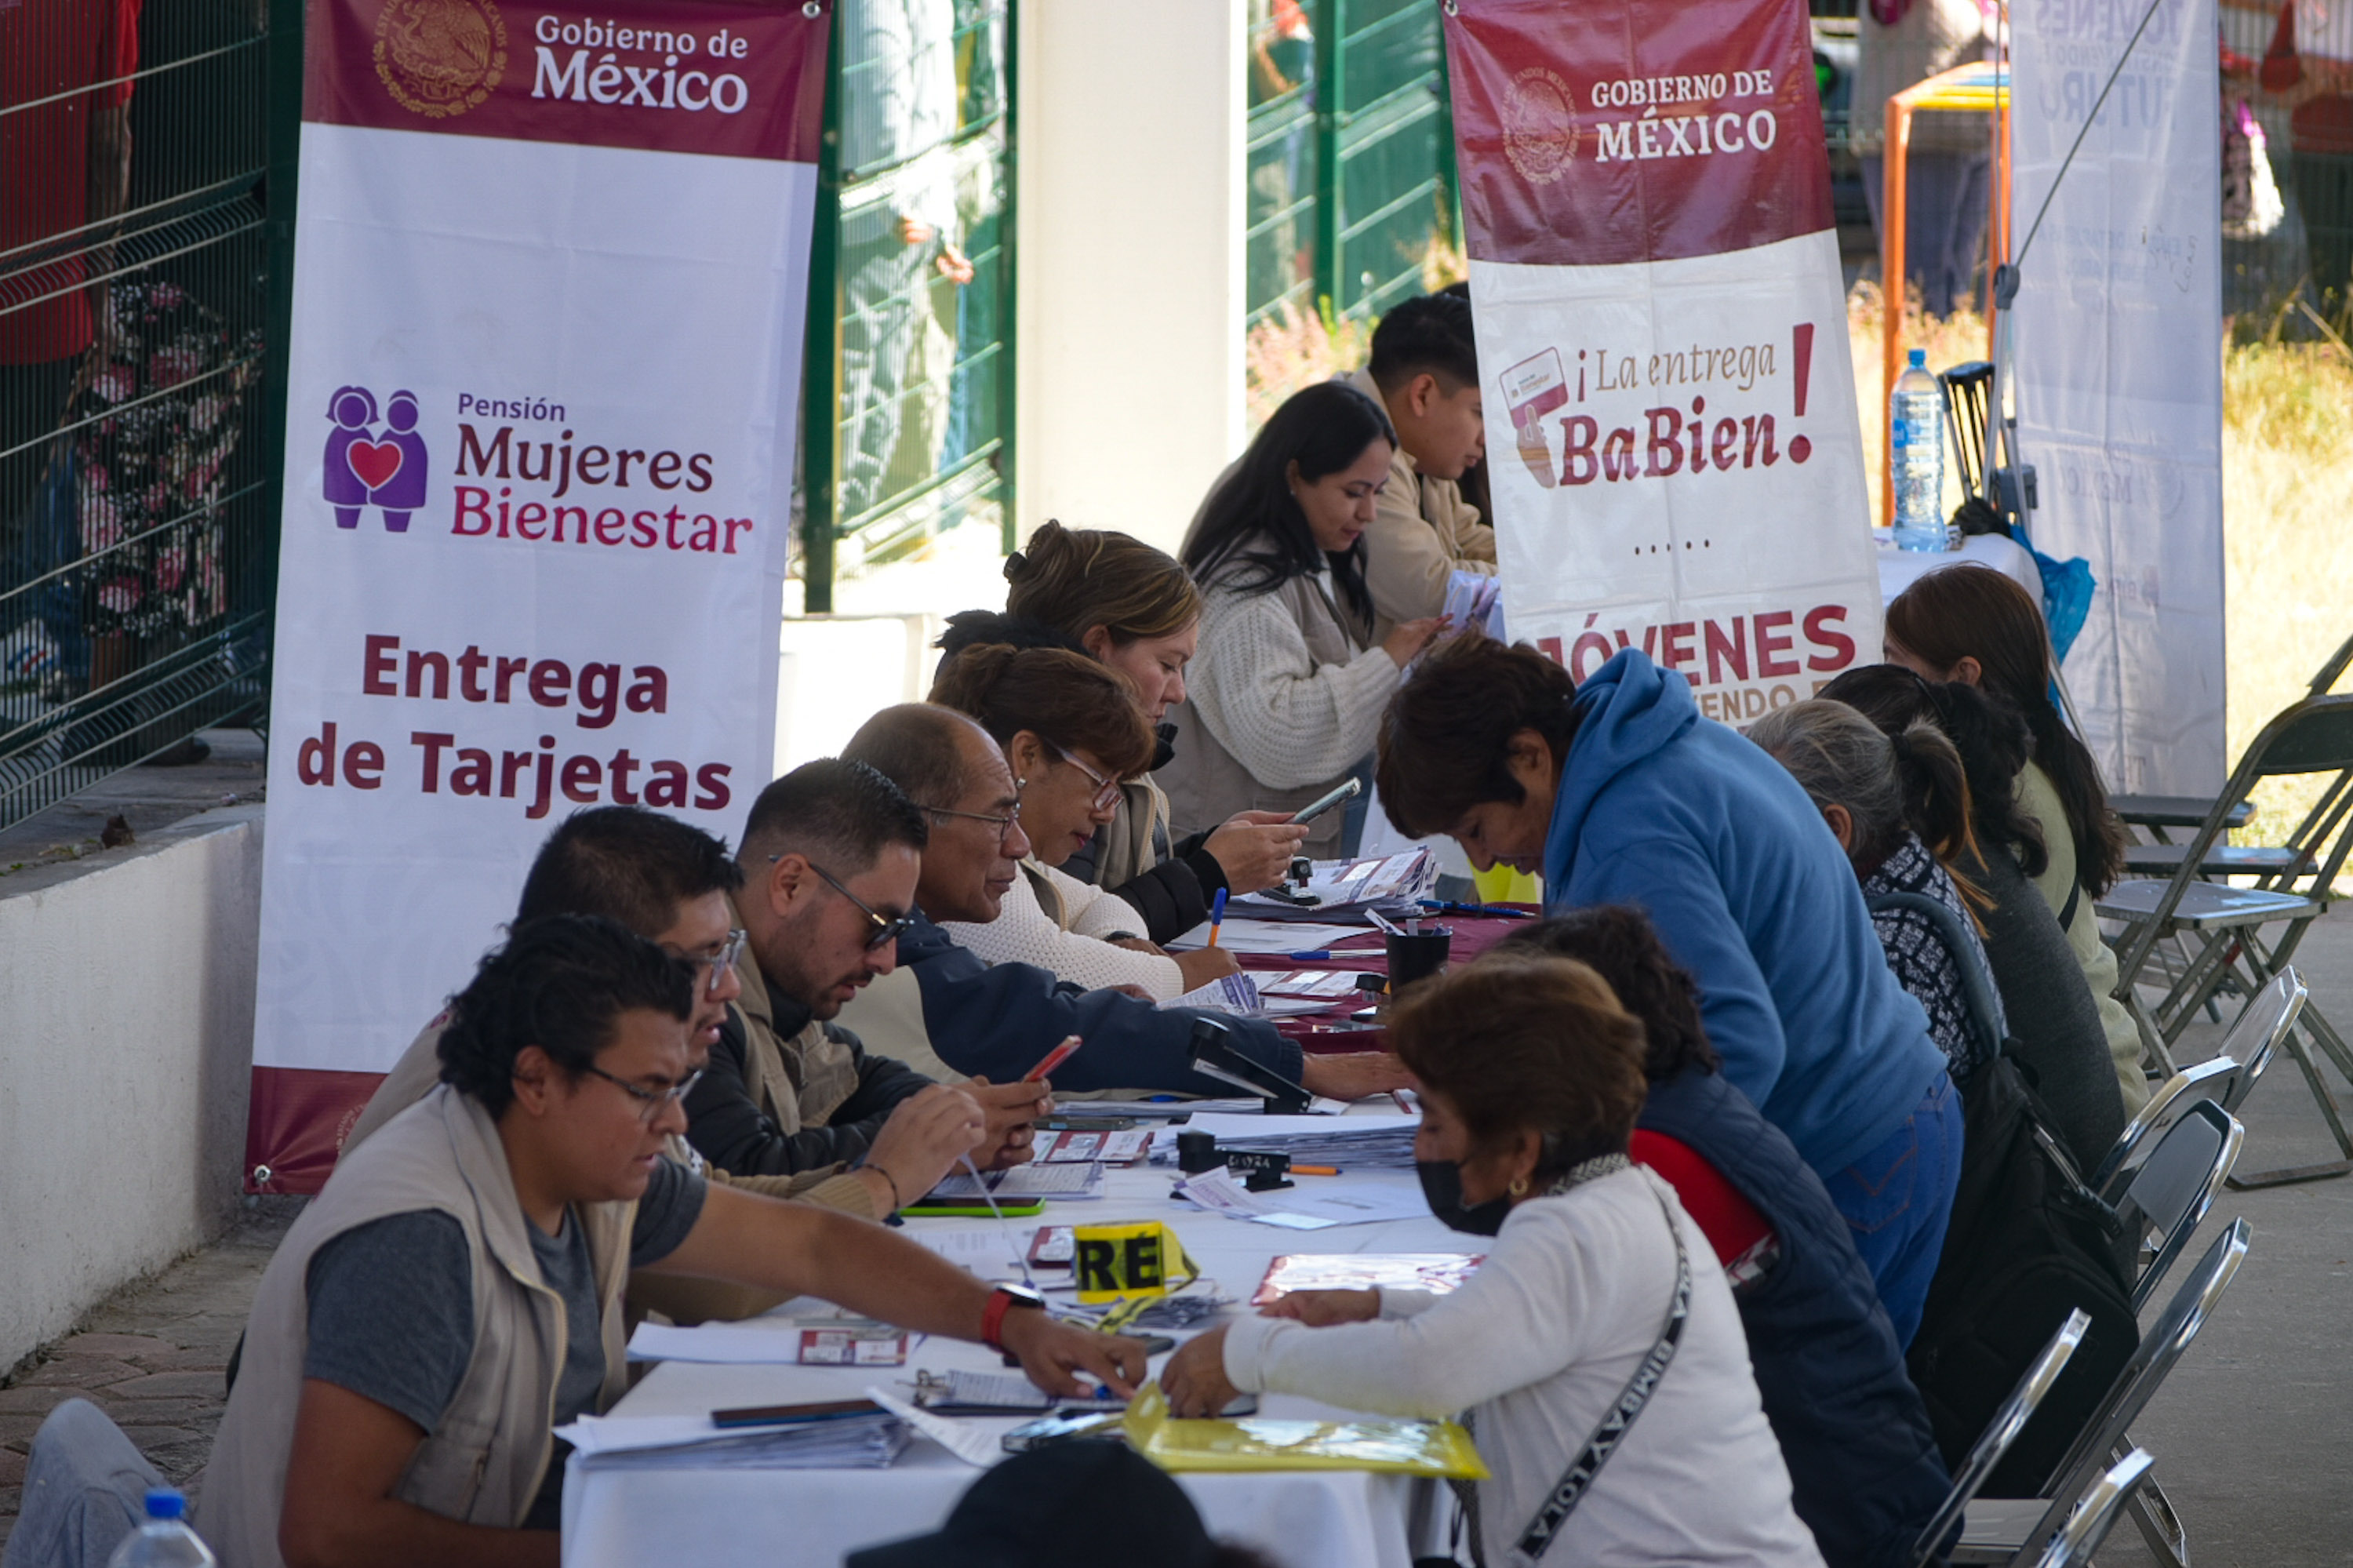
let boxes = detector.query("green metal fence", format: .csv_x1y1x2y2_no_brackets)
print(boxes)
1246,0,1457,339
801,0,1014,613
1,0,298,831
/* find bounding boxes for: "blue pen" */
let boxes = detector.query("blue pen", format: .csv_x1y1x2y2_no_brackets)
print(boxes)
1207,887,1228,949
1288,950,1331,961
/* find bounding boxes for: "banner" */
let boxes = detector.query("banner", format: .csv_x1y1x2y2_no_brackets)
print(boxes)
1443,0,1880,725
247,0,827,1188
2010,0,2224,794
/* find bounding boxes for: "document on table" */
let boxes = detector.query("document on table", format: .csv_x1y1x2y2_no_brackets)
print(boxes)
627,1312,910,1366
1174,1166,1432,1229
1165,919,1370,955
556,1410,912,1470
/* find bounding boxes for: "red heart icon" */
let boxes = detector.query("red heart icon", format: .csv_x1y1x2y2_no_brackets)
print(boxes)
347,439,404,490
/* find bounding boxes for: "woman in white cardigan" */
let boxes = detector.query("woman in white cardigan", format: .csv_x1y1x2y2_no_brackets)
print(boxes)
1162,955,1827,1568
1161,381,1448,857
929,643,1242,1001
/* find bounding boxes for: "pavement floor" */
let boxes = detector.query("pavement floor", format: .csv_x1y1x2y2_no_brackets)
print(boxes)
2,917,2349,1564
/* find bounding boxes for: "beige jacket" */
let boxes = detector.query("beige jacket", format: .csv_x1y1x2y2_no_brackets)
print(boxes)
1340,367,1497,643
2017,764,2152,1115
200,1086,635,1567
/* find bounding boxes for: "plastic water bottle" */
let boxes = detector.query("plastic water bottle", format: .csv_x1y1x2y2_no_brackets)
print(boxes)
1890,348,1950,553
107,1490,216,1568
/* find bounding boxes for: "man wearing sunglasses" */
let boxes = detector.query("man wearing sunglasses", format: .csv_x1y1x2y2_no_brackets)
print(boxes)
831,704,1409,1102
682,758,1046,1189
345,806,986,1234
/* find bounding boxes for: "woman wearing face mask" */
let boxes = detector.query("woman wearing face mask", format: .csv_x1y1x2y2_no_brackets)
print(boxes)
937,521,1307,945
928,644,1240,1000
1160,955,1827,1568
1158,382,1449,858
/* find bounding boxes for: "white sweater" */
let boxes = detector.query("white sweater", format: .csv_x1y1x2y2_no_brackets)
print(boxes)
1222,1168,1827,1568
940,860,1187,1000
1188,568,1402,790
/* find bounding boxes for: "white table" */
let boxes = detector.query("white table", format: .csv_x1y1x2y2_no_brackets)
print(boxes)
562,1159,1475,1568
1876,530,2041,607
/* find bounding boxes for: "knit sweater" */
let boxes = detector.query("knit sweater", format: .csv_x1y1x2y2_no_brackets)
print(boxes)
942,860,1187,1000
1187,566,1400,790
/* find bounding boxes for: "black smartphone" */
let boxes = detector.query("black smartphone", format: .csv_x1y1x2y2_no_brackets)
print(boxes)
710,1398,885,1429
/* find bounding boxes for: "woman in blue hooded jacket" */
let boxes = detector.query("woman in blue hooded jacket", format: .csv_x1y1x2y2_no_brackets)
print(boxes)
1377,635,1961,1345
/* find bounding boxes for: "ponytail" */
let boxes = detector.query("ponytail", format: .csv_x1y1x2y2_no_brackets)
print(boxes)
1887,720,1991,911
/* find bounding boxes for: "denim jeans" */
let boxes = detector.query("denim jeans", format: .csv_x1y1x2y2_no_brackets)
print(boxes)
1823,1072,1964,1349
2,1399,166,1568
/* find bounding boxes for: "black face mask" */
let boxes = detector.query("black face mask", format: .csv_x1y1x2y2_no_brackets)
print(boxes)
1417,1159,1513,1236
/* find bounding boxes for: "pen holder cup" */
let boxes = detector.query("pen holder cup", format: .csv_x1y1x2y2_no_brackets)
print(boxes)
1384,928,1453,996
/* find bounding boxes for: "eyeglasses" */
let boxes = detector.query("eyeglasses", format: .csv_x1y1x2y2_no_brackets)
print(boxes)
808,861,916,951
674,929,745,999
919,798,1024,846
1053,745,1126,813
582,1062,704,1125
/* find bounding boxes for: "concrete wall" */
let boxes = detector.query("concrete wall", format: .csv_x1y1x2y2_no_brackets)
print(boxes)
1013,0,1246,556
0,805,263,1370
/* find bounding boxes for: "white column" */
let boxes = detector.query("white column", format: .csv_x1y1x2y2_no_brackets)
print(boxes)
1013,0,1246,557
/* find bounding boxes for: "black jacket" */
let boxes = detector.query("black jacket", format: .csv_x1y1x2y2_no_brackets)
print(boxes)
682,999,933,1177
1641,1069,1951,1568
891,908,1302,1093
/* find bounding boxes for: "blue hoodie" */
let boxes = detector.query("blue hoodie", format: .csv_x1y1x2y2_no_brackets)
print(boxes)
1544,650,1944,1175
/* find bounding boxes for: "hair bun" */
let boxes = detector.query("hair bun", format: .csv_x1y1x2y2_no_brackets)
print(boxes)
1002,550,1028,581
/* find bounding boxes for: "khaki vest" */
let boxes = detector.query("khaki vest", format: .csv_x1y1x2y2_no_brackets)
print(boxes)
200,1086,634,1567
1158,565,1368,858
1089,777,1173,893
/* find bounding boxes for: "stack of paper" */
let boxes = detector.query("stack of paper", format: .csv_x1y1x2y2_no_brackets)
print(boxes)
1155,1111,1421,1170
925,1162,1105,1201
1254,969,1369,1001
1164,918,1370,954
1250,1253,1483,1304
1158,971,1335,1020
556,1410,911,1471
1032,1128,1153,1165
1231,851,1438,923
1172,1166,1432,1230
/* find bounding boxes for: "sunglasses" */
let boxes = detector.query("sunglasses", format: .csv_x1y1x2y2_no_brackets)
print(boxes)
808,860,916,950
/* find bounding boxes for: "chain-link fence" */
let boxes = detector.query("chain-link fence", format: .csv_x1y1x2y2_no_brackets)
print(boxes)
2,0,292,831
800,0,1013,609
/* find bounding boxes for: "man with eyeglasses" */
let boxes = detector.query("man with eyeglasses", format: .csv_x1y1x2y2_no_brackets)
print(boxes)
681,758,1048,1189
194,915,1144,1568
833,704,1409,1102
345,806,1005,1239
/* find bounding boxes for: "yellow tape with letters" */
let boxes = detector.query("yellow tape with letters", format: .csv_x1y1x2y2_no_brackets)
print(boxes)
1071,1221,1198,1307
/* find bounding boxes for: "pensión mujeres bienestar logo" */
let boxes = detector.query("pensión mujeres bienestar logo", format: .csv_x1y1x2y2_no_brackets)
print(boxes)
324,386,430,532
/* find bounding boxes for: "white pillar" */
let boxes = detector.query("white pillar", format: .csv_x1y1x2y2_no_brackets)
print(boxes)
1013,0,1246,558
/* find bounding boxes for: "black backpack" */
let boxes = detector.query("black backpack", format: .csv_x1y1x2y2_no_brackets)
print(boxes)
1872,891,2141,1497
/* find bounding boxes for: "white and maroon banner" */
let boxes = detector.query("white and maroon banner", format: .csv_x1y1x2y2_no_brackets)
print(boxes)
1444,0,1878,724
2010,0,2224,794
248,0,827,1188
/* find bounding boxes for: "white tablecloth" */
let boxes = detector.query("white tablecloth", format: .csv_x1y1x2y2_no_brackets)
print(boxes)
1876,531,2041,607
562,1162,1473,1568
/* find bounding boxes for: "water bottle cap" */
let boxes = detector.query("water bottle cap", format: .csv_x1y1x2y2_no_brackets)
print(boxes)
1907,348,1926,368
144,1488,186,1520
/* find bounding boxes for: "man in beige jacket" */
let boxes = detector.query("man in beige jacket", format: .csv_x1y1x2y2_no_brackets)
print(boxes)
1341,289,1496,642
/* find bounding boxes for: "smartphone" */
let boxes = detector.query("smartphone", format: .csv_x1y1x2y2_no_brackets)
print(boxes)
1024,1034,1086,1082
711,1398,885,1429
1000,1409,1128,1453
1289,777,1362,826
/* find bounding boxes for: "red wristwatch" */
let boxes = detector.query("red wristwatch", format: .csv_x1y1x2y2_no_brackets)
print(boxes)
981,1283,1047,1350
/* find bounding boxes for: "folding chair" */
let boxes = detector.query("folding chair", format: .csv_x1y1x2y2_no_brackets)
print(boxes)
2209,970,2327,1187
2024,1450,2156,1568
2109,1100,2242,1313
1908,1310,2091,1568
2103,691,2353,1183
2086,1057,2239,1206
1951,1219,2251,1567
2110,631,2353,837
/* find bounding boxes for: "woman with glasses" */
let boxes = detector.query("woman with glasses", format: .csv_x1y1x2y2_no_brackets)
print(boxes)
1158,382,1449,858
938,520,1309,944
929,643,1242,1000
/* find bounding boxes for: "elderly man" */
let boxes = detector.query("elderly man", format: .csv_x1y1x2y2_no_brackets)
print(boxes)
832,703,1406,1101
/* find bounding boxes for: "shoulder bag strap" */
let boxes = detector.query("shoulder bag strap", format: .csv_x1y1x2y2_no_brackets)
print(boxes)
1504,1177,1693,1566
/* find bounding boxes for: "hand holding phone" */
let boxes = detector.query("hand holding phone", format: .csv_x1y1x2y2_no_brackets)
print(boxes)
1288,777,1362,826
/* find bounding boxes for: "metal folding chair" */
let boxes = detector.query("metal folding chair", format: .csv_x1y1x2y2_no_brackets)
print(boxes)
2110,632,2353,837
1908,1311,2091,1568
1951,1220,2251,1567
2209,970,2328,1187
2086,1057,2239,1206
2103,692,2353,1183
2024,1450,2157,1568
2110,1101,2242,1314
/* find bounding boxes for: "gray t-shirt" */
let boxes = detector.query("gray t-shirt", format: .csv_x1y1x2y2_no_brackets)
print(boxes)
304,1158,706,1529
